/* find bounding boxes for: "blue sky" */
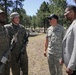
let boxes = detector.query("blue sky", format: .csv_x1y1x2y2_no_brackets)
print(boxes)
23,0,49,16
23,0,76,16
66,0,76,6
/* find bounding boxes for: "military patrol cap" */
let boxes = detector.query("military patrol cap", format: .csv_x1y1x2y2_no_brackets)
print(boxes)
10,12,19,19
0,9,4,14
47,14,58,20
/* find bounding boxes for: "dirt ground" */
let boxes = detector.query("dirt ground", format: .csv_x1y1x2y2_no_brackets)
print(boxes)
10,33,68,75
27,33,67,75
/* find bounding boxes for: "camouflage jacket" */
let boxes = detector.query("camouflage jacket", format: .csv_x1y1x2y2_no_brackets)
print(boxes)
0,25,10,61
4,23,28,57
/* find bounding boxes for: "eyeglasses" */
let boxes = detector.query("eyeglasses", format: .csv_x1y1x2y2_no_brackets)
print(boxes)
64,11,70,16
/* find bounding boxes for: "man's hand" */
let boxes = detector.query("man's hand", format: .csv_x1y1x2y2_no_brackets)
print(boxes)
59,58,63,65
44,50,47,57
66,68,73,75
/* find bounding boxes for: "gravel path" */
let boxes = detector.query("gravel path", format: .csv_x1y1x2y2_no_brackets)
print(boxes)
27,33,67,75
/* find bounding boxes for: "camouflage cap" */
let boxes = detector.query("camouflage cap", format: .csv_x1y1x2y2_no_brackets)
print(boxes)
47,14,58,20
10,12,19,19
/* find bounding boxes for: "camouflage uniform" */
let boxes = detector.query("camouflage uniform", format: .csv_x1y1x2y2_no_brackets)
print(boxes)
5,23,28,75
46,24,65,75
0,10,10,75
0,26,10,75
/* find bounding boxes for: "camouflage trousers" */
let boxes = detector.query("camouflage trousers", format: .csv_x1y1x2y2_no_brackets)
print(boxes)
20,52,28,75
10,52,28,75
47,53,62,75
0,62,10,75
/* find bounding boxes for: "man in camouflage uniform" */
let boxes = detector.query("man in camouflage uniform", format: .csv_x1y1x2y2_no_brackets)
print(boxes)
44,14,65,75
0,9,10,75
4,12,28,75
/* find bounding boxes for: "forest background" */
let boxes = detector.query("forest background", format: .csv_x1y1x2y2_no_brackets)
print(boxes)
0,0,76,32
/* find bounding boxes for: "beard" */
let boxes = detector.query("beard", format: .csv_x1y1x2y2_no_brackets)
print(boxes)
0,20,6,25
